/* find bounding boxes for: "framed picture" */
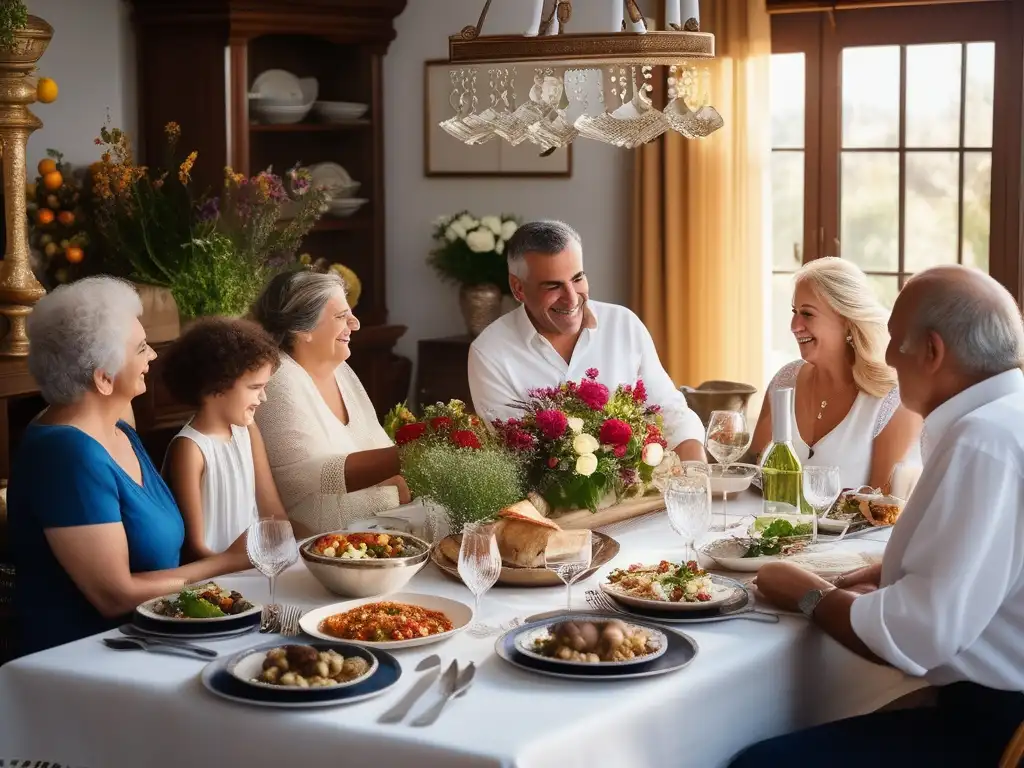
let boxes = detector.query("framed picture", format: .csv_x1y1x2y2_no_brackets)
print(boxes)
423,59,573,178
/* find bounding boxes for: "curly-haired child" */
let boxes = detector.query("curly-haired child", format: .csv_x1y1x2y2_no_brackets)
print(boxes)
161,318,287,558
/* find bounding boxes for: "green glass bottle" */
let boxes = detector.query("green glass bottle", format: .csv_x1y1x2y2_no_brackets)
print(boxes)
759,387,803,517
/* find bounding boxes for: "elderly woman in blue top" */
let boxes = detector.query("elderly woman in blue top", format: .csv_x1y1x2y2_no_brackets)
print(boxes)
8,277,251,655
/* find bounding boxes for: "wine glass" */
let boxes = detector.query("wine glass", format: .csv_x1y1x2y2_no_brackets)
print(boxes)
802,465,841,544
544,529,593,612
246,519,299,613
457,521,502,634
663,465,712,564
705,410,752,530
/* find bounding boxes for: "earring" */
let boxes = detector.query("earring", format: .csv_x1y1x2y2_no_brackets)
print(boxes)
846,334,853,344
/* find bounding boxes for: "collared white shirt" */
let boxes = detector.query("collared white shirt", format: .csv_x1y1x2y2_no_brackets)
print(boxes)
850,368,1024,690
467,301,705,448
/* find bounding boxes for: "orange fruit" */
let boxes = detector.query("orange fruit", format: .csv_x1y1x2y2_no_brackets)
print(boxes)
36,77,58,104
64,246,84,264
36,208,54,225
37,158,57,176
57,210,75,226
42,170,62,191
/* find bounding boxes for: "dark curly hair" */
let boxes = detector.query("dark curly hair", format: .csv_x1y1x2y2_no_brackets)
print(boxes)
161,318,281,408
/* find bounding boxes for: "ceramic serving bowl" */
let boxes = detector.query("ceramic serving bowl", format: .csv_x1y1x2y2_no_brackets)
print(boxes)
298,531,430,598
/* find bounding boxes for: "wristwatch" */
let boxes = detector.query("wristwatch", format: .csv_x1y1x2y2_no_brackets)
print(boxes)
798,586,837,617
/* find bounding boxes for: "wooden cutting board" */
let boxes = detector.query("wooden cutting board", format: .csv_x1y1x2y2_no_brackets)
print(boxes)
551,494,666,530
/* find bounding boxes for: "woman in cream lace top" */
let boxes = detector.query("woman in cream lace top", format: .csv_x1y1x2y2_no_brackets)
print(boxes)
252,271,408,537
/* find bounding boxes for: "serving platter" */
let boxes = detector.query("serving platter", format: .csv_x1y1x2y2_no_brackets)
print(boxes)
432,530,619,588
586,575,781,624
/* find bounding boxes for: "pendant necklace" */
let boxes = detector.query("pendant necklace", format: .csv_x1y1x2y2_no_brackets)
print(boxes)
809,370,852,459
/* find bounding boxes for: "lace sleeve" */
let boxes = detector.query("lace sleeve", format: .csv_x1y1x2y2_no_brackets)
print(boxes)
768,360,804,396
873,386,902,438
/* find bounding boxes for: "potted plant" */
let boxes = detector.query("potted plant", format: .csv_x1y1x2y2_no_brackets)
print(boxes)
428,211,519,336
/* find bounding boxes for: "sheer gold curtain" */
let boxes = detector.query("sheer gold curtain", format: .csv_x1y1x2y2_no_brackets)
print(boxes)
632,0,771,398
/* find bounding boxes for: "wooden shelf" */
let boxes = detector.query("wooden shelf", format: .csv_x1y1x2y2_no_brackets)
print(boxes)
249,120,371,132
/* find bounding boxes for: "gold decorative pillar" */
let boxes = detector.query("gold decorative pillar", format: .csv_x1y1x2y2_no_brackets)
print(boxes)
0,16,51,356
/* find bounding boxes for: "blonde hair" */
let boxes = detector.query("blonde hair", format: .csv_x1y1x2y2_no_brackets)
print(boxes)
794,258,897,398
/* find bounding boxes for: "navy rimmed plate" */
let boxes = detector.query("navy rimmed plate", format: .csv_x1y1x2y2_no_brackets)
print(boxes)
130,609,260,639
599,575,756,625
201,641,401,708
495,614,698,681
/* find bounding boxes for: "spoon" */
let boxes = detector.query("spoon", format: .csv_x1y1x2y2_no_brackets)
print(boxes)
377,654,442,724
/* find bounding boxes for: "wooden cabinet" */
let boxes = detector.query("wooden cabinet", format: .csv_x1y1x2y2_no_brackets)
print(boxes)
129,0,411,413
415,336,474,410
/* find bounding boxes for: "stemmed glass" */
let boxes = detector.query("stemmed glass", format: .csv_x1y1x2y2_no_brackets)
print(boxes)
802,465,842,544
246,519,299,614
544,529,593,612
458,521,502,635
705,410,752,531
664,464,712,564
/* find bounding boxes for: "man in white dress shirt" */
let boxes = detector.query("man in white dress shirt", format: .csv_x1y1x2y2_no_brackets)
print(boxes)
467,220,706,461
733,265,1024,766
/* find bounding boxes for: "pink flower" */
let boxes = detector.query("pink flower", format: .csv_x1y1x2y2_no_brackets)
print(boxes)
535,409,568,440
503,427,536,452
613,445,627,458
633,379,647,403
547,456,559,468
585,368,599,380
599,418,632,446
577,379,609,410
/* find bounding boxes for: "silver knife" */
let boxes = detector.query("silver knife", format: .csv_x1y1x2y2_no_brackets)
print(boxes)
411,662,475,727
377,659,443,724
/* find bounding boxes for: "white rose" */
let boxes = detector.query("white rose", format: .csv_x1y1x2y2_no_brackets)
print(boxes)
448,222,467,240
457,214,478,231
567,417,584,434
573,433,599,455
575,453,598,476
434,215,450,228
466,228,496,253
501,220,518,240
481,215,503,235
642,442,664,467
495,238,504,255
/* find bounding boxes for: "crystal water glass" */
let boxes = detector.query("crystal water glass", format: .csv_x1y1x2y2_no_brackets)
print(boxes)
458,521,502,634
705,410,752,531
246,519,299,610
664,465,712,564
802,465,841,543
544,529,593,612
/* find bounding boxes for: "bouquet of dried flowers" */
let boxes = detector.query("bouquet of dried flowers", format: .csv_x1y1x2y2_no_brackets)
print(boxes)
491,369,669,513
384,399,527,533
428,211,519,294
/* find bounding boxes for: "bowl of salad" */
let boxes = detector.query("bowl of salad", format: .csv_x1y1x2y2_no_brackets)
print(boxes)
299,530,430,598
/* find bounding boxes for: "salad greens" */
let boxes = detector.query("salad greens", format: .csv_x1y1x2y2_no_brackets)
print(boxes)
743,518,813,558
178,589,226,618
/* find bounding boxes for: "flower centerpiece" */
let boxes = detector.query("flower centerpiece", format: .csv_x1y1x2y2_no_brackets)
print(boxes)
491,369,669,514
428,211,519,336
384,399,527,534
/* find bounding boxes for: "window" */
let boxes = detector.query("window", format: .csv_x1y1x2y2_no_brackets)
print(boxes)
767,2,1022,383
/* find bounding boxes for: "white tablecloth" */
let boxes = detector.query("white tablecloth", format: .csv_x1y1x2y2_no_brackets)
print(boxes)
0,495,922,768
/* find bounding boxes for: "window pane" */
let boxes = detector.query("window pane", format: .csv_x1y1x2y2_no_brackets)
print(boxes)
772,152,804,270
962,151,992,272
904,152,960,272
842,46,900,149
905,44,962,148
964,42,995,148
771,53,805,149
865,275,900,311
771,272,800,376
840,152,899,271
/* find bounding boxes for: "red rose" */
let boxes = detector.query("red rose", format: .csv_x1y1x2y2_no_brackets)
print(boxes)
577,379,609,410
535,409,568,440
451,430,481,449
547,456,559,468
585,367,599,380
429,416,453,432
395,422,427,445
613,445,627,458
599,418,632,446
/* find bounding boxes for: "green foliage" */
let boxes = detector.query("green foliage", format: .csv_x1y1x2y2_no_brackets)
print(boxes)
169,231,276,320
0,0,28,51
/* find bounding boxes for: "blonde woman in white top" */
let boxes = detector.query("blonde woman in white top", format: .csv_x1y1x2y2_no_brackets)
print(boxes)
162,318,288,559
751,258,922,492
252,271,408,537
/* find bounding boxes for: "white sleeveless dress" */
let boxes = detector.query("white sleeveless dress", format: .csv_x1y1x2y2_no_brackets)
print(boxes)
767,360,922,490
169,422,258,553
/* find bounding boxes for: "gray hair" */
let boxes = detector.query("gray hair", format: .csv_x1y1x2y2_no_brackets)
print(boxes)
902,268,1024,375
26,276,143,405
251,270,346,352
506,220,582,280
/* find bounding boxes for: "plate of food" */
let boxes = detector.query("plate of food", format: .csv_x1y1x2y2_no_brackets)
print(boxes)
514,618,667,668
136,583,261,624
599,559,739,612
229,642,377,692
201,641,400,709
496,614,698,681
298,593,472,649
819,489,902,534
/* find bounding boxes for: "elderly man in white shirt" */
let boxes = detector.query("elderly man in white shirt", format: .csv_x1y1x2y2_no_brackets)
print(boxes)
732,264,1024,766
467,220,706,461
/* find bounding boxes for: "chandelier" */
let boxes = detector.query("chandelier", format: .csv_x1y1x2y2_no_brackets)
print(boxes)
441,0,724,152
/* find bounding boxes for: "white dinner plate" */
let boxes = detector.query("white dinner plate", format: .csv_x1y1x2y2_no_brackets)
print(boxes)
298,592,473,649
250,69,303,103
512,621,669,668
701,539,781,572
229,642,377,692
136,587,262,624
599,579,738,612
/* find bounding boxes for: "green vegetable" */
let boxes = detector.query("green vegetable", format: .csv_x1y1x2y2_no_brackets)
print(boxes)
178,589,225,618
743,518,813,558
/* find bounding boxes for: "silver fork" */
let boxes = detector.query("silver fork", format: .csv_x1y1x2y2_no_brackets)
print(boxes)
259,604,279,633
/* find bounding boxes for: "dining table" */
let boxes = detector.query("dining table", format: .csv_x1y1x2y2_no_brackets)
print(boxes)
0,492,924,768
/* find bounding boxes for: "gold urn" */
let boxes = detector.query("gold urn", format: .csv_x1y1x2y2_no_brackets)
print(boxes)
0,15,52,356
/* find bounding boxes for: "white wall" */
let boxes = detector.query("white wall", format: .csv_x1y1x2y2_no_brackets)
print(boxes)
384,0,634,364
24,0,136,174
